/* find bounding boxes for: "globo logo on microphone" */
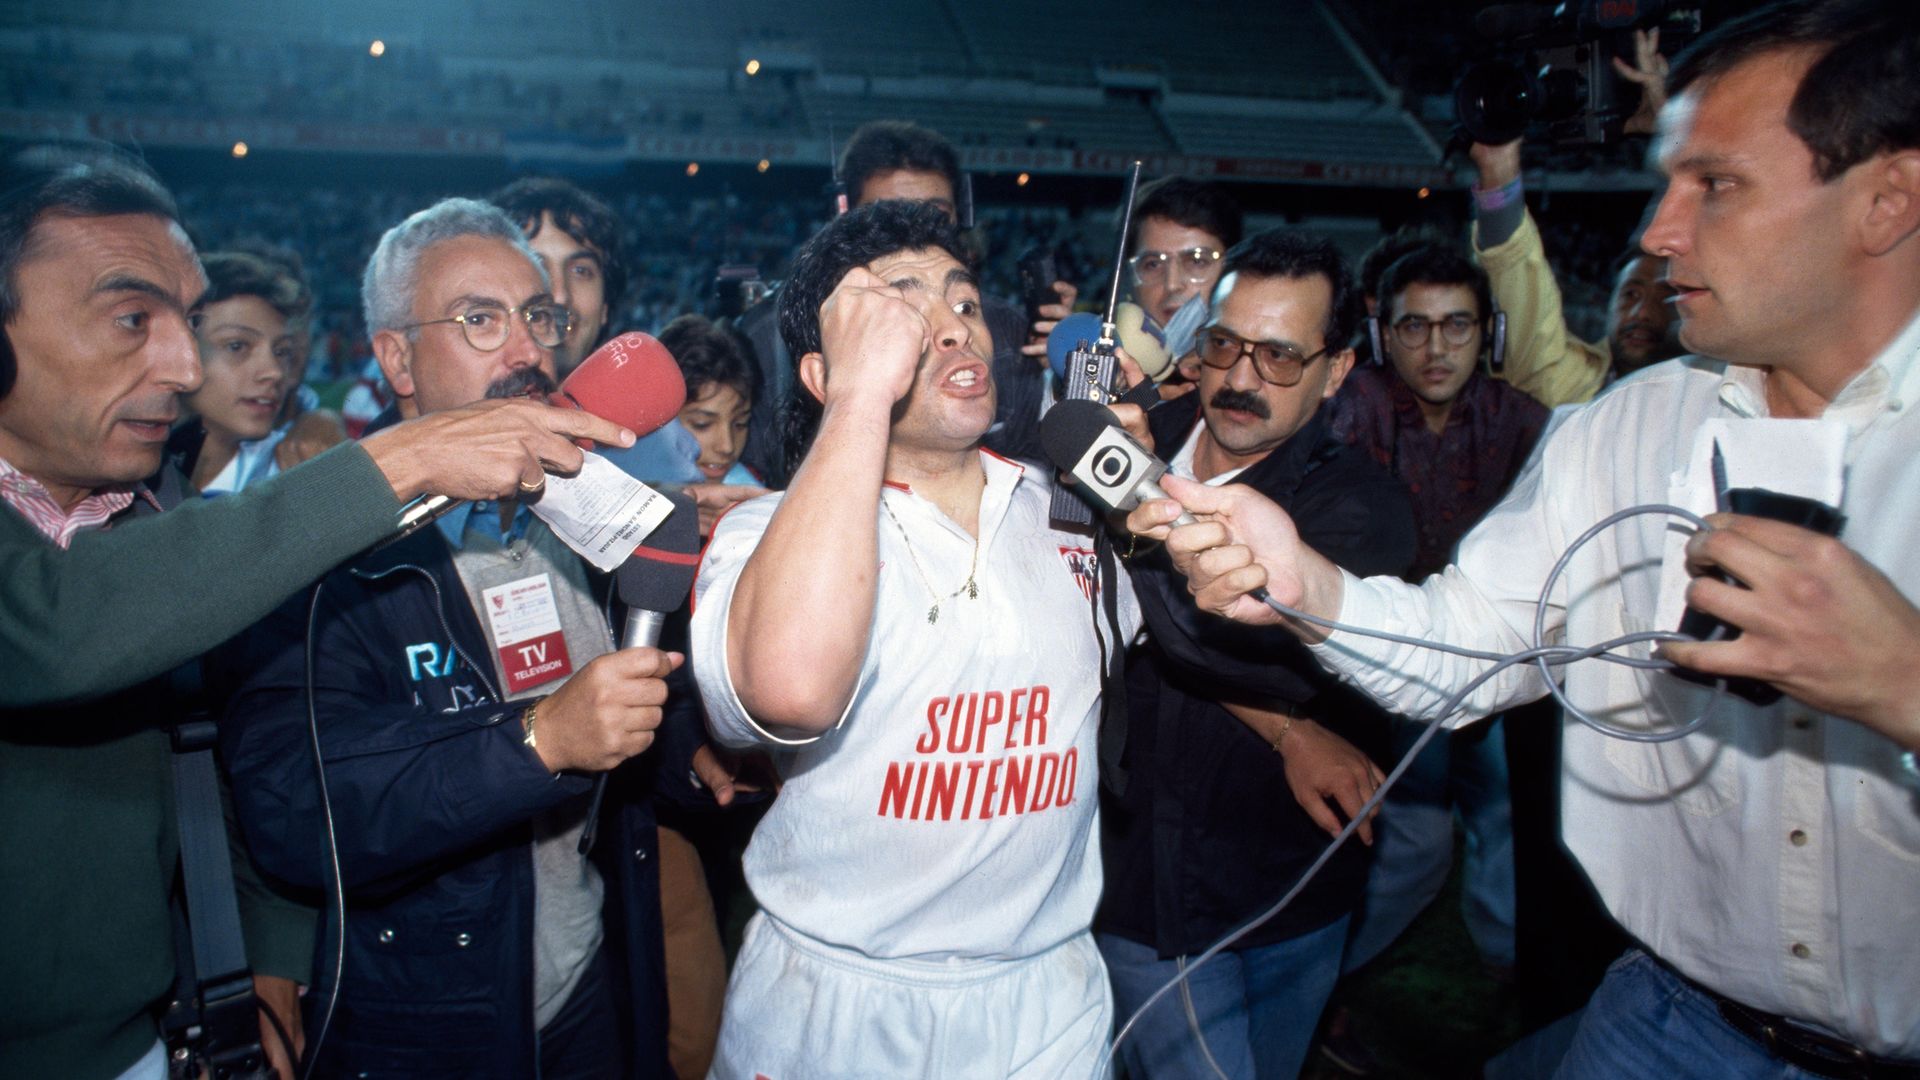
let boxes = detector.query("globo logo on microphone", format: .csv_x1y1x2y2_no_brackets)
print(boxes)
1090,445,1133,488
1070,426,1152,512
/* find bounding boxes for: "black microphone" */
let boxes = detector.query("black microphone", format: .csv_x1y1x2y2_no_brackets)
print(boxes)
1040,398,1197,526
614,490,702,651
577,490,702,854
1042,398,1286,618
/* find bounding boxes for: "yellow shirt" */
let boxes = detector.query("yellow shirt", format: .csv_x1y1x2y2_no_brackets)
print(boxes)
1473,209,1612,408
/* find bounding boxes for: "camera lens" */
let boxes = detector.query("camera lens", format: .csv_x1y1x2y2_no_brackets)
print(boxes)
1535,66,1587,124
1455,61,1538,144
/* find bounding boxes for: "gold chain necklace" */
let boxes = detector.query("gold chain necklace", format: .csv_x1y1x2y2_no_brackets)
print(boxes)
880,493,980,625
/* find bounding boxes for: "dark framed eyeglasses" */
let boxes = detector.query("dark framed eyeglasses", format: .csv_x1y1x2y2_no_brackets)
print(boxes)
1128,246,1223,287
404,300,571,352
1389,313,1479,350
1198,326,1333,387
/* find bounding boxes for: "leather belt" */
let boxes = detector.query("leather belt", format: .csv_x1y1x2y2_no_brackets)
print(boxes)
1657,956,1920,1080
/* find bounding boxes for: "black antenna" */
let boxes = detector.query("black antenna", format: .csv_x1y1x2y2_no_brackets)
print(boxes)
1098,161,1144,349
826,116,848,215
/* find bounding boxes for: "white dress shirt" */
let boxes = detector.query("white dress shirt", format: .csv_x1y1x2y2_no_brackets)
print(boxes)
1313,306,1920,1055
1167,417,1246,486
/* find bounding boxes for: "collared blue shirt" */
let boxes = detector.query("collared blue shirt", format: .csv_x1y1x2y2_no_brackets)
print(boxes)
435,498,534,550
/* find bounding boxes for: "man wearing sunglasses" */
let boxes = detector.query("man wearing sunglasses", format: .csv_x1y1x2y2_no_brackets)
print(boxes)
1096,229,1414,1078
217,198,678,1078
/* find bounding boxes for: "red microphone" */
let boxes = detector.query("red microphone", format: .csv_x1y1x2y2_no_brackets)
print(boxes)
552,331,687,448
394,332,688,537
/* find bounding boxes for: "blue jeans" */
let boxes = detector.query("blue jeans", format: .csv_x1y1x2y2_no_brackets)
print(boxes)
1098,915,1348,1080
1342,715,1515,973
1554,950,1825,1079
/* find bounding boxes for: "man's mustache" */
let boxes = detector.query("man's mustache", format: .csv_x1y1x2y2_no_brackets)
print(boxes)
485,368,558,401
1208,387,1271,420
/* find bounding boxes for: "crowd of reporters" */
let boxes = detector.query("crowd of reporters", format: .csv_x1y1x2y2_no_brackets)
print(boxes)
16,3,1910,1075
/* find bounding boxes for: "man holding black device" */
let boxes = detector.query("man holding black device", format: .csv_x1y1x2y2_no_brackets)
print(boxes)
1130,2,1920,1075
735,120,1074,480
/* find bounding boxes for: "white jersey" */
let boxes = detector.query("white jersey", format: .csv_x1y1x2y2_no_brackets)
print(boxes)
691,450,1139,963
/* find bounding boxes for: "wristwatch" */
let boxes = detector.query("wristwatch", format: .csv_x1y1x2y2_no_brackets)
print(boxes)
521,700,539,750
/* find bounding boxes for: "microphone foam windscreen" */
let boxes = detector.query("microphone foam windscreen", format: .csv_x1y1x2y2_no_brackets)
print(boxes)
558,332,687,437
616,489,702,613
1046,312,1106,383
1114,302,1172,382
1039,398,1120,474
1161,293,1209,366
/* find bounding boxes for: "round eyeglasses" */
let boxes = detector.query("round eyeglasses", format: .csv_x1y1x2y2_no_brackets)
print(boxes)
1389,313,1479,350
1198,327,1333,387
1129,246,1223,287
404,301,570,352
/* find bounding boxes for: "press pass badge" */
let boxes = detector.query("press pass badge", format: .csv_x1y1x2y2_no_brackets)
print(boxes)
482,573,574,694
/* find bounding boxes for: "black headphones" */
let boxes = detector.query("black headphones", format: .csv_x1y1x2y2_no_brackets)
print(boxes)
1367,309,1506,374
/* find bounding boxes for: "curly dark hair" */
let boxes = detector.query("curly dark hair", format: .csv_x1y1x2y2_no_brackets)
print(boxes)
774,200,968,467
658,312,758,406
488,176,628,337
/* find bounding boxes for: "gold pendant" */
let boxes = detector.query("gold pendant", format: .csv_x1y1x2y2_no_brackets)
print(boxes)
965,578,978,600
927,604,939,625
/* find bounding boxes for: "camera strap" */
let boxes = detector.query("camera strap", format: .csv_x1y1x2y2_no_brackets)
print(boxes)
1092,527,1131,797
163,659,267,1078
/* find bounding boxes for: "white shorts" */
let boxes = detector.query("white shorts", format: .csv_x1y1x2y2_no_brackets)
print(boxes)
709,913,1113,1080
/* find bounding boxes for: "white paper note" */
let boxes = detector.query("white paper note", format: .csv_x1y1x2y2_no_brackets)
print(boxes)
529,450,673,572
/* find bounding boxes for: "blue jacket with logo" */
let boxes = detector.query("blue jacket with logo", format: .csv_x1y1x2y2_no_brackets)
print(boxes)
215,514,677,1078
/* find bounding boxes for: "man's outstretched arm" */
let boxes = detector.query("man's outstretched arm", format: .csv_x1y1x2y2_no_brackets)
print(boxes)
2,398,636,707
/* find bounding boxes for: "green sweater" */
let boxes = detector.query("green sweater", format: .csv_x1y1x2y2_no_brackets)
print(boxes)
0,443,402,1080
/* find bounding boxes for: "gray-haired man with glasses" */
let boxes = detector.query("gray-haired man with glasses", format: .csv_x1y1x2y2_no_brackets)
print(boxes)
219,196,679,1078
400,297,571,354
363,198,576,412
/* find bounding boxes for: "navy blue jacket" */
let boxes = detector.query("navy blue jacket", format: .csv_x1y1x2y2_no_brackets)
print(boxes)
216,516,676,1078
1097,395,1418,956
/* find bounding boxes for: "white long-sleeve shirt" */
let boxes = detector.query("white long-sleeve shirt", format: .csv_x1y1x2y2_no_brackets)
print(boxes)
1313,307,1920,1056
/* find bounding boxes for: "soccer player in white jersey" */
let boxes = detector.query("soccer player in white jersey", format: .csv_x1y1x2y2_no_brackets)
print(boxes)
690,199,1141,1078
